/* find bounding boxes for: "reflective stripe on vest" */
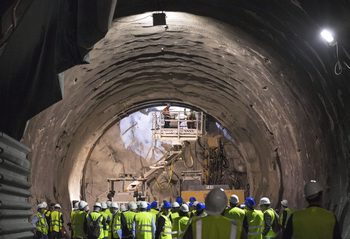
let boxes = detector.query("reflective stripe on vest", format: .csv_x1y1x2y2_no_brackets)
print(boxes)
160,214,172,239
194,216,236,239
50,210,62,232
245,209,263,239
36,212,49,235
135,212,154,239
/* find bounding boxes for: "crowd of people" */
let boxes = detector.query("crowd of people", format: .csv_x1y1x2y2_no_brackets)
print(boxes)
32,180,341,239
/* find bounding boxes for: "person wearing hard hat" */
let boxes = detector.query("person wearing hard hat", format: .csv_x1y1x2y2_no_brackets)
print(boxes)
69,201,80,238
72,201,88,239
155,201,173,239
242,197,264,239
170,202,181,222
32,203,49,239
176,196,184,206
183,188,238,239
172,204,190,239
194,202,207,218
100,202,111,239
122,202,137,238
49,204,64,239
278,200,292,230
189,201,198,218
224,194,245,239
150,201,159,220
259,197,280,239
133,201,156,239
283,180,342,239
86,202,107,239
110,202,122,239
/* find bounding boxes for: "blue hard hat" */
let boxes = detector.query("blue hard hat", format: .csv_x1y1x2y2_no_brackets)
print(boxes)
189,197,196,202
196,202,205,211
176,196,183,204
147,203,151,210
163,201,171,209
151,201,158,209
245,197,256,207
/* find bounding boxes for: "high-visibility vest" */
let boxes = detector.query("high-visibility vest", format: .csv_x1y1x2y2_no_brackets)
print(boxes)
73,210,87,238
192,215,237,239
160,214,172,239
224,206,245,239
36,212,49,235
112,211,122,239
150,208,159,218
104,209,113,239
123,211,136,231
50,210,63,232
171,211,180,222
279,208,293,229
245,209,264,239
172,215,189,239
70,209,79,236
135,211,154,239
263,208,278,238
100,210,111,238
292,207,336,239
87,211,105,239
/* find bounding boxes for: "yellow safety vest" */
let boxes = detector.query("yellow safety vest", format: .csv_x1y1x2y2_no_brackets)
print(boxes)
192,215,237,239
112,211,122,239
224,206,245,239
50,210,63,232
73,210,87,238
279,208,293,229
87,211,105,239
135,211,154,239
245,209,264,239
123,211,136,231
160,214,172,239
100,210,111,238
172,215,189,239
36,212,49,235
292,207,336,239
263,208,278,238
171,211,180,222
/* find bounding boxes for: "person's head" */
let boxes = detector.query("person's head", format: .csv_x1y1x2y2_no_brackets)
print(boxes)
162,201,171,214
205,188,228,215
120,204,128,212
128,201,137,212
151,201,158,209
304,180,323,205
79,201,88,211
281,199,288,208
176,196,183,205
259,197,271,211
106,200,112,208
72,200,79,210
110,202,119,214
37,203,46,213
230,194,239,207
244,197,256,210
93,202,102,212
41,201,48,210
101,202,108,211
196,202,206,215
49,203,56,210
54,204,62,211
189,197,196,203
179,204,189,217
139,201,148,212
172,202,180,212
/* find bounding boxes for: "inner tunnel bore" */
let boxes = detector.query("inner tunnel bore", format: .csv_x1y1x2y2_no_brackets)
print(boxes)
20,11,347,235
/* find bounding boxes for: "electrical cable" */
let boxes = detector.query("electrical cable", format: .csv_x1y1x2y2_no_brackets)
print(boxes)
334,43,350,75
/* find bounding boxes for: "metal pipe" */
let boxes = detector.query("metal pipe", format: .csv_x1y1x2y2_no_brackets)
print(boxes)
0,209,32,218
0,174,30,189
0,200,32,210
0,158,30,175
0,183,31,197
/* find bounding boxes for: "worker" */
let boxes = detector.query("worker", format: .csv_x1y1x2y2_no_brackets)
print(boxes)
87,202,107,239
32,203,49,239
194,202,207,218
162,104,171,128
73,201,88,239
189,201,198,218
224,194,245,239
119,204,133,239
283,180,342,239
189,197,196,204
100,202,111,239
242,197,264,239
176,196,184,205
49,204,64,239
259,197,280,239
110,202,122,239
278,200,292,230
133,201,156,239
155,201,173,239
171,202,181,222
70,201,80,238
123,202,137,237
183,188,238,239
150,201,159,219
172,204,190,239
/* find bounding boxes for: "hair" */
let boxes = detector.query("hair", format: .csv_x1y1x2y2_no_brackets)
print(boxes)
306,191,323,204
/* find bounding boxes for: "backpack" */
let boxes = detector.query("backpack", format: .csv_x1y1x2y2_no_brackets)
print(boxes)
87,214,102,239
272,211,282,235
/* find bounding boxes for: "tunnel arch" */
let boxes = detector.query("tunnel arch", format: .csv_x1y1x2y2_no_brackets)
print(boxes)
22,9,348,234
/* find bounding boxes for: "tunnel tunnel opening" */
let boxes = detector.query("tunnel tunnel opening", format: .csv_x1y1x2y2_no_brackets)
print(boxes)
19,9,350,236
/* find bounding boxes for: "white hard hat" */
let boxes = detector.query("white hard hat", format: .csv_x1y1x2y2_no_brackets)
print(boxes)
41,202,48,208
106,201,112,208
79,201,88,210
281,200,288,207
180,204,189,213
230,194,239,204
37,203,45,209
111,202,119,209
85,206,90,212
304,180,323,199
101,202,108,210
73,201,79,209
120,204,128,212
54,204,61,209
140,201,148,209
259,197,271,205
172,202,180,208
205,188,228,215
128,202,137,210
240,204,246,209
94,202,102,208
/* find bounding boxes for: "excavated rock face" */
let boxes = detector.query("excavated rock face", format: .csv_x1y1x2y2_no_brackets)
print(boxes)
22,4,350,236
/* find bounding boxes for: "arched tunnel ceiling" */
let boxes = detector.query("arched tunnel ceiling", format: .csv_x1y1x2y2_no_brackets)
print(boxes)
1,0,350,237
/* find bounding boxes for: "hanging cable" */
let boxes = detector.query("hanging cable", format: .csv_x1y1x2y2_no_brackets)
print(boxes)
334,43,350,75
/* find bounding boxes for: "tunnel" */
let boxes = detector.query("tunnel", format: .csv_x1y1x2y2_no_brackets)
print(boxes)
1,0,350,238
